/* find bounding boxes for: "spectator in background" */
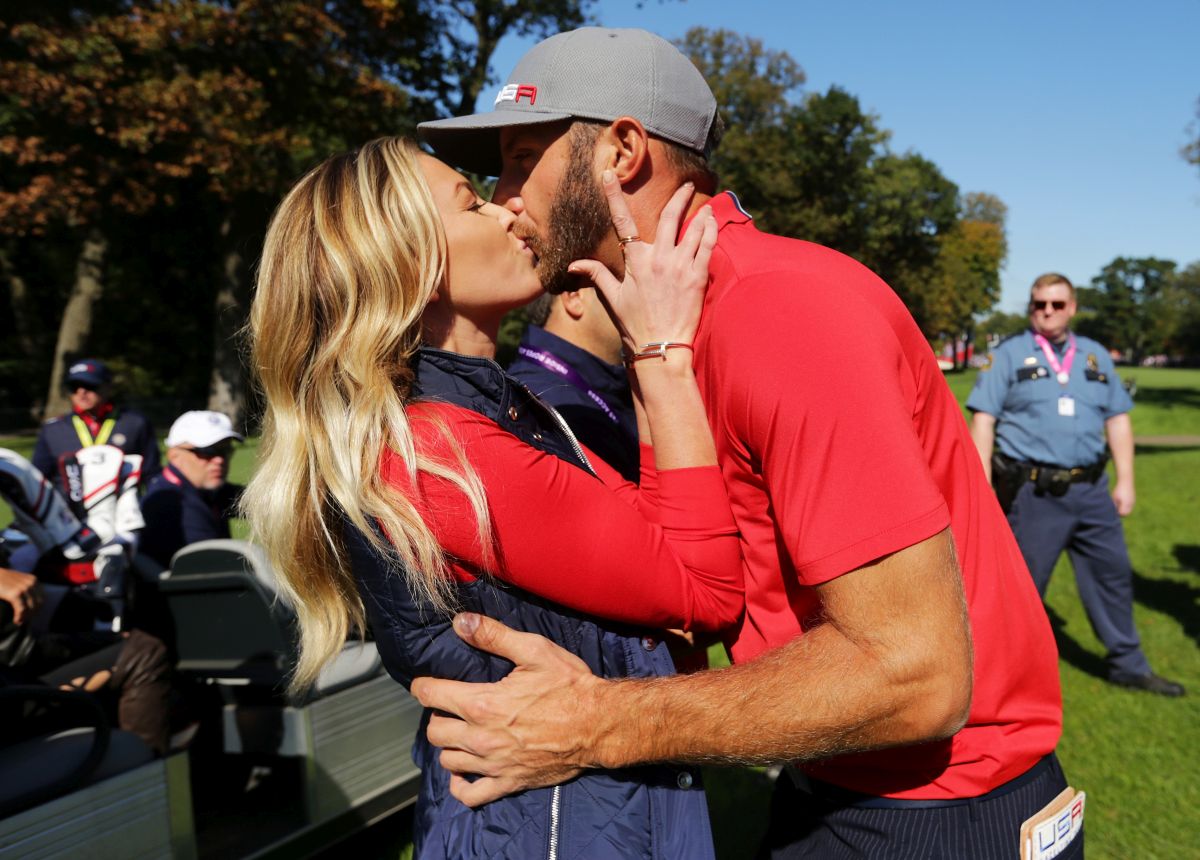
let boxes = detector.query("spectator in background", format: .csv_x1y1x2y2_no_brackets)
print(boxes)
32,359,160,492
139,411,243,568
507,290,639,481
968,272,1184,697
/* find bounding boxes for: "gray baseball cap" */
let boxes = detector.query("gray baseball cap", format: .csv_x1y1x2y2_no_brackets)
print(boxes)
419,27,717,176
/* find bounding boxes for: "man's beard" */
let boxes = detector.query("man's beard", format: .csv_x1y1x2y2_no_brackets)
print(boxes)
529,136,612,295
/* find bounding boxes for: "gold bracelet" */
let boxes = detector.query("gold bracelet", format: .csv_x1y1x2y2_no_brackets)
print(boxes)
626,342,694,365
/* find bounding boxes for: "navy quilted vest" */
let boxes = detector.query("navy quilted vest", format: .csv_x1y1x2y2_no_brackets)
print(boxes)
346,348,715,860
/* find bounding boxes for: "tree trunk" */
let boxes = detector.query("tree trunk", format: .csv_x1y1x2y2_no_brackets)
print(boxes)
0,246,39,362
44,229,108,418
207,204,263,430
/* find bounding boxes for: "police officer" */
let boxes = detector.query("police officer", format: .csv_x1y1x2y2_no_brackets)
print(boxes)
968,272,1183,696
32,358,160,492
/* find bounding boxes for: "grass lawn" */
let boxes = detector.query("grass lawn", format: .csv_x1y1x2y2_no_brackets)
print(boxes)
1,367,1195,858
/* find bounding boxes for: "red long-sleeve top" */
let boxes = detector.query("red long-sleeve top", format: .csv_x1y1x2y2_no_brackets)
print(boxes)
380,401,744,633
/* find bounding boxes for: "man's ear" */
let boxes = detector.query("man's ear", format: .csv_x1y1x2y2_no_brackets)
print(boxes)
599,117,650,184
560,290,587,321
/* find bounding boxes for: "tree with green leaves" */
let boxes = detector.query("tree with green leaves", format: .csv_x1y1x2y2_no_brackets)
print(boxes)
1075,257,1177,362
425,0,595,116
976,310,1028,344
678,28,999,336
1159,260,1200,359
1,1,432,421
923,193,1008,358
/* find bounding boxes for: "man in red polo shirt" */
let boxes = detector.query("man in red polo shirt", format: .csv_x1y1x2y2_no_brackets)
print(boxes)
413,28,1072,858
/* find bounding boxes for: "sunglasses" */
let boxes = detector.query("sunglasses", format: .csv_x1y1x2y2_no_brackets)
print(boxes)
1030,300,1068,312
182,443,233,460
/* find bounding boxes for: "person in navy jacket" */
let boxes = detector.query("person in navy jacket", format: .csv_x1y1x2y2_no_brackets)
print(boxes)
139,411,243,568
33,358,160,492
508,290,639,481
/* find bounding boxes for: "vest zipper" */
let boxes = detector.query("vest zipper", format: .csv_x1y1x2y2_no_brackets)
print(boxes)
547,784,562,860
542,401,595,475
515,380,597,476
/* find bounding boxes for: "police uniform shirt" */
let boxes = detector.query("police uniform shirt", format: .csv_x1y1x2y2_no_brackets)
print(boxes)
966,330,1133,468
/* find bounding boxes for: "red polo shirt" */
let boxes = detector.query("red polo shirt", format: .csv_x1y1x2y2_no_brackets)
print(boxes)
692,192,1062,799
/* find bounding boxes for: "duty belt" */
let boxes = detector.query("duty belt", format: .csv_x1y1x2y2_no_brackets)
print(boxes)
995,452,1107,497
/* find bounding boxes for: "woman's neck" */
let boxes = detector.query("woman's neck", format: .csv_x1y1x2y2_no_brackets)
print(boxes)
422,312,499,360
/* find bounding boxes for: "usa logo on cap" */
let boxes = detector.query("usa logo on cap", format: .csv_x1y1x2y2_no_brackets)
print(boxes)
495,84,537,106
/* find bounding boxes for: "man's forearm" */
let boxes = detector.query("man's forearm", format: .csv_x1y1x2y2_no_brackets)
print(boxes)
417,530,972,806
590,532,973,768
969,412,996,483
595,626,926,767
1106,413,1134,484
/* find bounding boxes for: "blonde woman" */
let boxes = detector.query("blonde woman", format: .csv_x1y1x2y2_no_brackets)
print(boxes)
244,137,740,860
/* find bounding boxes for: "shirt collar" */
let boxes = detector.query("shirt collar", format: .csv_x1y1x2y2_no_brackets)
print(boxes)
1028,328,1072,353
683,190,753,235
73,402,114,422
520,325,628,393
163,463,197,491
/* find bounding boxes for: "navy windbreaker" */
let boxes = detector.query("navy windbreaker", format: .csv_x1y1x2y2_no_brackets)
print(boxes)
346,348,715,860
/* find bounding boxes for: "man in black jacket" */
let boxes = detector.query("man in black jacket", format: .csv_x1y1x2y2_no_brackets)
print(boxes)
139,410,243,568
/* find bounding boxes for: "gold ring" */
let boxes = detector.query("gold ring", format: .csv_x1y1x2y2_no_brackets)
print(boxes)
617,235,641,245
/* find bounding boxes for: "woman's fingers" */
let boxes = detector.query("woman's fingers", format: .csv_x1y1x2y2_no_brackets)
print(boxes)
568,259,622,306
654,181,696,249
600,170,639,244
676,204,714,261
693,209,719,275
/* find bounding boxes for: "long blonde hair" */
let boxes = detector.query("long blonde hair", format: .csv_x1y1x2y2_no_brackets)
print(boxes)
243,137,491,693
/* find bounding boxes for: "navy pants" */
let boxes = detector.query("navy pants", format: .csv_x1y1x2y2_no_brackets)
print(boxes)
1006,477,1150,677
758,755,1083,859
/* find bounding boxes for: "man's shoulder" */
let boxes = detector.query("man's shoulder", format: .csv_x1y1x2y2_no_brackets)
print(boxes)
40,413,70,428
718,221,867,280
142,472,185,501
1072,333,1111,355
114,407,152,426
992,332,1031,356
709,227,916,351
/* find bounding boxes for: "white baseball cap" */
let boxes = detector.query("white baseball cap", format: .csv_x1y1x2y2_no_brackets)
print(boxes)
166,410,244,449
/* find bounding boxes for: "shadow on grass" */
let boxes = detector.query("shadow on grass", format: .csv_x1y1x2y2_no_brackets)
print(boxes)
704,765,776,860
1045,605,1109,681
1124,549,1200,649
1133,444,1200,456
1172,545,1200,573
1128,386,1200,409
1045,554,1200,678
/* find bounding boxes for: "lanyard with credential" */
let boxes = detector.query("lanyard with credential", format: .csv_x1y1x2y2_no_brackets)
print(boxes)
1033,333,1076,385
516,345,625,428
72,414,116,447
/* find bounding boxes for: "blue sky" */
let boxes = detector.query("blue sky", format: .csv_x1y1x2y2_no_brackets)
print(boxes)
480,0,1200,312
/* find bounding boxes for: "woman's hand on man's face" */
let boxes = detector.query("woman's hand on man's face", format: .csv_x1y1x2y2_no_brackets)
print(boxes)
566,171,716,352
